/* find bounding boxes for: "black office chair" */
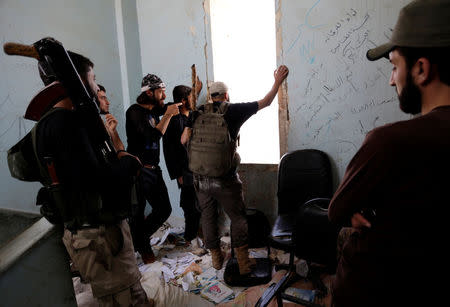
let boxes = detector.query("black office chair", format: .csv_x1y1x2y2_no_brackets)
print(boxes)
269,149,333,272
255,149,334,307
256,198,341,307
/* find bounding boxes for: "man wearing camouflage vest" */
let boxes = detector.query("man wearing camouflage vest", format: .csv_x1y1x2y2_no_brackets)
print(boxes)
181,65,289,275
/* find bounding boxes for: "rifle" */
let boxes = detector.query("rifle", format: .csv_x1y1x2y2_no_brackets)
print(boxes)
3,37,117,165
191,64,197,110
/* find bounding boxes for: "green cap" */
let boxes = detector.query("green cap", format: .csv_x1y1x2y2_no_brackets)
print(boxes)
367,0,450,61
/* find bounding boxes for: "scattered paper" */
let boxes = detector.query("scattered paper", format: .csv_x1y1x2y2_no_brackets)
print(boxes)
150,237,160,245
158,228,172,246
161,265,175,283
171,226,185,235
179,271,196,291
182,262,203,276
197,267,217,283
200,281,234,304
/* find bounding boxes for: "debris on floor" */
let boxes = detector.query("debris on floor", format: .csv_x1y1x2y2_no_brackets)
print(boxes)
72,217,333,306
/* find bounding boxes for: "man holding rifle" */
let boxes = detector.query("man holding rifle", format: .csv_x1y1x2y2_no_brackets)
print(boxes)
163,82,203,246
34,50,153,306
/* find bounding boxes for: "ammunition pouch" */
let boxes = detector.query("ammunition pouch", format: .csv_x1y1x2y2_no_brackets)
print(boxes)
36,182,106,228
7,129,42,182
36,185,64,225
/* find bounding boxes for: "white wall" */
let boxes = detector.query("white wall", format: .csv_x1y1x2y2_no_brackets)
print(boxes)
277,0,411,188
136,0,212,218
0,0,138,212
1,0,417,216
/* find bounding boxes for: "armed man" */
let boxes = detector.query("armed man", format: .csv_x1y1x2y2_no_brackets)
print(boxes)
34,49,152,306
181,65,289,275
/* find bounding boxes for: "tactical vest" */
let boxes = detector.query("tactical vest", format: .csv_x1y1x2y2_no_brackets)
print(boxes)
188,102,239,177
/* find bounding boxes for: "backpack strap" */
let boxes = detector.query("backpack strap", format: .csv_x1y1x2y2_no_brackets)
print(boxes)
203,101,230,114
31,108,65,186
204,102,214,113
217,102,229,114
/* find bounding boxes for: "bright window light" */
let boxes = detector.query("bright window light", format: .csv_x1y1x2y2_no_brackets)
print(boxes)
210,0,279,164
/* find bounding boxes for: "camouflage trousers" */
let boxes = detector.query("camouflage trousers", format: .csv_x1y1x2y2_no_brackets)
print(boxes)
63,220,150,306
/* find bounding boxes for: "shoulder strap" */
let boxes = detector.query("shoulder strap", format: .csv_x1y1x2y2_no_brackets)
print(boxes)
203,102,229,114
204,103,214,113
31,108,65,185
218,102,229,114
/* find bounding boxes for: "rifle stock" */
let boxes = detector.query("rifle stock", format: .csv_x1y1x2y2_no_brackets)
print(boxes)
3,42,40,60
25,82,68,121
4,37,117,165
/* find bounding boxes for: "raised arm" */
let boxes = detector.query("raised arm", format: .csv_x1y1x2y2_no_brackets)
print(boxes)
104,114,125,151
156,103,182,135
257,65,289,110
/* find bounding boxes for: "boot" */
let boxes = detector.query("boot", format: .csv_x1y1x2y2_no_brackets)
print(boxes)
141,249,156,264
234,244,256,275
210,248,224,270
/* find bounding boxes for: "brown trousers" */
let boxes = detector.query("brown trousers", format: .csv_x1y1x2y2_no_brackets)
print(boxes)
63,220,150,306
194,174,248,249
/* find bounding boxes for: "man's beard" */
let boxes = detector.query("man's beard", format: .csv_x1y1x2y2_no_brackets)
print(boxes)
398,72,422,115
142,94,165,115
152,100,166,116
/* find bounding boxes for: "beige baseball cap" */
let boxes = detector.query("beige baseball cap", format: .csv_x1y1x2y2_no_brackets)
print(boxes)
367,0,450,61
209,81,228,96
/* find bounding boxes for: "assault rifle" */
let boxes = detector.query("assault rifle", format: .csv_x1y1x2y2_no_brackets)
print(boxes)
4,37,117,165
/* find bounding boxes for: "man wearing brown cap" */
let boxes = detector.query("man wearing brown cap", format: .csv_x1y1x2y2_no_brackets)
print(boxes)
181,66,289,275
328,0,450,306
125,74,181,263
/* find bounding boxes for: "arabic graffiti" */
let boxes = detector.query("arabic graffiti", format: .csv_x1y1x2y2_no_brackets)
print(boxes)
325,8,358,43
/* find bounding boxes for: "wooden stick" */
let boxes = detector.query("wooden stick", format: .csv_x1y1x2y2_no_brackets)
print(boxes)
191,64,197,110
3,42,40,60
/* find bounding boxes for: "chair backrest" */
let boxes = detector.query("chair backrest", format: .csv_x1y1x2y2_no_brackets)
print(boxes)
277,149,332,215
294,198,341,272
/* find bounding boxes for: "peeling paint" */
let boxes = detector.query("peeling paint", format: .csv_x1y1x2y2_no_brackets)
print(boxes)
275,0,284,61
276,0,290,157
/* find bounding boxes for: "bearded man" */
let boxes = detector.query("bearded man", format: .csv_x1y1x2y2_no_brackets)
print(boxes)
162,84,203,245
328,1,450,306
125,74,181,263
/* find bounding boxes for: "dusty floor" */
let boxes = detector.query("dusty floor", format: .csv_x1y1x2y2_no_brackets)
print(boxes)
72,218,333,306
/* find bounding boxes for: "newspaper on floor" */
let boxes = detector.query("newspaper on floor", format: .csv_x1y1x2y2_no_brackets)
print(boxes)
200,280,234,304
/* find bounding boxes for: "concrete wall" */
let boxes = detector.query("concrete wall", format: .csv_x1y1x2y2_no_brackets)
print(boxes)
0,0,140,213
1,0,414,219
238,164,278,224
276,0,411,189
136,0,212,218
119,0,143,111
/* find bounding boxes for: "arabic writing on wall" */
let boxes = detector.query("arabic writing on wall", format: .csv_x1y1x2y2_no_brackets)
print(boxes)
284,0,410,178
